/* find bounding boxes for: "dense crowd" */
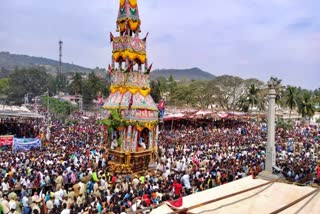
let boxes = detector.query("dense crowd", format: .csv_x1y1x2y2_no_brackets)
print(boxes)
0,111,319,213
0,119,40,138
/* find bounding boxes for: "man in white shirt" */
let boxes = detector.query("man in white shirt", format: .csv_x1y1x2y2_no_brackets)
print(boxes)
181,172,191,195
22,192,31,214
46,194,54,213
165,167,171,178
61,202,71,214
1,179,9,192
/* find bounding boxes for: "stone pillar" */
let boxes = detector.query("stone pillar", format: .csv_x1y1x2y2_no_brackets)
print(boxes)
266,80,277,173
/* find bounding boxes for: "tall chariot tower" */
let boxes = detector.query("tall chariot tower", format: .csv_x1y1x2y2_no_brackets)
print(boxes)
102,0,159,173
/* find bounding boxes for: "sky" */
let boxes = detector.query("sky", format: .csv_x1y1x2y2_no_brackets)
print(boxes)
1,0,319,89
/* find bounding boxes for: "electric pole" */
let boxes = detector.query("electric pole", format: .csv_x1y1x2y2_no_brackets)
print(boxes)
58,40,63,90
79,95,83,112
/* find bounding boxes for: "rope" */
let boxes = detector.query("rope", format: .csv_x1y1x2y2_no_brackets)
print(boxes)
269,188,320,214
168,179,277,214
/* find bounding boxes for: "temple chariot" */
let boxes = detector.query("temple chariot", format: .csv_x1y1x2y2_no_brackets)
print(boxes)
102,0,159,174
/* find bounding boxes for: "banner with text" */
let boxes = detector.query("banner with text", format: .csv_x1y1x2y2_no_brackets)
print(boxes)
13,138,41,152
0,135,14,147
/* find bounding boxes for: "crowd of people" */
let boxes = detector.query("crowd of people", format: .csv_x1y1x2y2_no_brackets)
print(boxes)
0,119,40,138
0,110,319,213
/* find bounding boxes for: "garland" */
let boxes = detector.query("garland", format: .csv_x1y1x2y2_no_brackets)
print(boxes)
99,109,158,131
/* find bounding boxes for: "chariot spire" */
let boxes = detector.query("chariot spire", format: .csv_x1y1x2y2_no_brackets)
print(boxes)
117,0,141,35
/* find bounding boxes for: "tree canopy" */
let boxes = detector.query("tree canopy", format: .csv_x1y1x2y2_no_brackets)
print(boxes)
7,67,50,104
0,65,318,119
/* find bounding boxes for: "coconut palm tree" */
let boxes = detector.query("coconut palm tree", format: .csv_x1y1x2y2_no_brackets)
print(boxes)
238,84,265,112
247,84,260,110
298,92,315,119
284,86,299,119
68,73,83,95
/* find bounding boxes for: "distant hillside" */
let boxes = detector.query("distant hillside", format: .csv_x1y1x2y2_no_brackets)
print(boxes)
151,67,215,81
0,52,215,81
0,51,92,74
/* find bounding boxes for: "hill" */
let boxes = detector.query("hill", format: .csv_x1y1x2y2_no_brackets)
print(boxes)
0,52,215,81
150,67,215,81
0,51,92,74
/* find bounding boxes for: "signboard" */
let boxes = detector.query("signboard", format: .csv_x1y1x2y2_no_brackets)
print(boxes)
0,135,14,146
13,138,41,152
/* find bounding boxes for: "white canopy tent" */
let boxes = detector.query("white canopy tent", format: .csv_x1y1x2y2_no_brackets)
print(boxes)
0,105,44,119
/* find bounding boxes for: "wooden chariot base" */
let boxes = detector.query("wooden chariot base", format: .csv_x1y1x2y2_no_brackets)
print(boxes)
107,147,156,174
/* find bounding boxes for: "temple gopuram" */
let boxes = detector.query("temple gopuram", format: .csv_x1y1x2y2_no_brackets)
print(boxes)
102,0,159,174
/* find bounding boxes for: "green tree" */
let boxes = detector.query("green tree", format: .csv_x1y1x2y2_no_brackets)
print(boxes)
167,75,177,105
7,67,50,104
238,84,265,112
312,88,320,111
157,76,168,98
187,80,215,108
68,73,83,95
0,78,9,104
247,84,263,110
150,80,161,103
298,91,315,118
172,83,195,107
82,71,109,108
209,75,244,110
0,78,9,95
41,96,76,120
284,86,299,119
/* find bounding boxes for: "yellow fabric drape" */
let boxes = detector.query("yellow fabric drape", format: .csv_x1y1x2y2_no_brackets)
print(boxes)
119,87,127,94
113,51,146,63
145,123,154,130
136,125,144,132
129,0,137,8
139,88,151,97
128,87,139,94
120,0,125,7
118,22,126,32
136,123,154,131
129,20,140,31
110,85,151,97
116,20,141,32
